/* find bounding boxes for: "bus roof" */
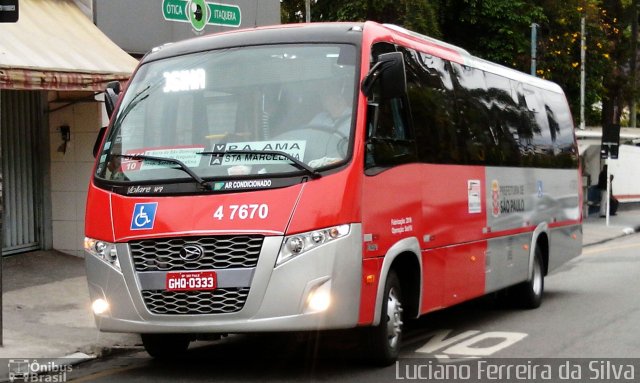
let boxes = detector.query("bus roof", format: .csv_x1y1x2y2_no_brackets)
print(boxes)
142,22,365,65
142,21,565,95
378,23,563,94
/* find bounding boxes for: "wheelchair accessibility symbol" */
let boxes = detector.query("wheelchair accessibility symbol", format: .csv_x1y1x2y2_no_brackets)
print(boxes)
131,202,158,230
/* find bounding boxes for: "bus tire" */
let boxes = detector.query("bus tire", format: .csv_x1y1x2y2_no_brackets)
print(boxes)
141,333,190,359
364,270,404,366
513,246,544,309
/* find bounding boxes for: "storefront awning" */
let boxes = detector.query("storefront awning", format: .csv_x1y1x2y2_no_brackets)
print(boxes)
0,0,138,91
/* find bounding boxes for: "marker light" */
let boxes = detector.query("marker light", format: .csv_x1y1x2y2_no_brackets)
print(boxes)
92,299,110,315
276,225,350,266
305,280,332,313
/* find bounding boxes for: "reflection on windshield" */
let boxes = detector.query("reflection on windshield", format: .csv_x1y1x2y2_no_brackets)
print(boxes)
96,44,357,183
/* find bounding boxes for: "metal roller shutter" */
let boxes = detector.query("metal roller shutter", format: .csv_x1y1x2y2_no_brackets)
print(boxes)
1,90,43,254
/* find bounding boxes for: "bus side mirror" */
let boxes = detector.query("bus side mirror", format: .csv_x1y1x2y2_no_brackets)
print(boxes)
361,52,407,99
104,81,121,119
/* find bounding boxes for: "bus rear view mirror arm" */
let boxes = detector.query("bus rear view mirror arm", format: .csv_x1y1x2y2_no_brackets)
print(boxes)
105,88,118,119
104,81,121,119
361,52,407,99
95,82,122,158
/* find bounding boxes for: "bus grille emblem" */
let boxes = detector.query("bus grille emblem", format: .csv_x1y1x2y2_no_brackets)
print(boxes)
179,245,205,261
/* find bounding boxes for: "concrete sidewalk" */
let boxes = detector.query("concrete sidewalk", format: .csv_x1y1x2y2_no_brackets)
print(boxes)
0,251,139,380
582,203,640,246
1,206,639,377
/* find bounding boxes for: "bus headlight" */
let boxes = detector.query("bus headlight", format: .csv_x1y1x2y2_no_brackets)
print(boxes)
84,237,120,271
276,225,350,266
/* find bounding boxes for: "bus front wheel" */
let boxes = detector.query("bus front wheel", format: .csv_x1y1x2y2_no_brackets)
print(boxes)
364,270,404,366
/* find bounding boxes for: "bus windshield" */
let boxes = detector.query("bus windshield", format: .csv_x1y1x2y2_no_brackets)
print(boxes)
95,44,357,184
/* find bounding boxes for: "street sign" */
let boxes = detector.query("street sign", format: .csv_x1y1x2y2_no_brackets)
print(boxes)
162,0,187,22
600,123,621,159
207,2,241,27
162,0,241,31
0,0,18,23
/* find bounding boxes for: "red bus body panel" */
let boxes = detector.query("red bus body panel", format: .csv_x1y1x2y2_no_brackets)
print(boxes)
84,21,582,335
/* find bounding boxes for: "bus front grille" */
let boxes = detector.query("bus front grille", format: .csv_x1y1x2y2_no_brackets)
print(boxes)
129,235,263,271
141,288,250,315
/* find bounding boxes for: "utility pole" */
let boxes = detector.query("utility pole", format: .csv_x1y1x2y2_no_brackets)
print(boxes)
631,0,638,128
305,0,310,23
0,91,3,346
531,23,539,76
580,15,587,130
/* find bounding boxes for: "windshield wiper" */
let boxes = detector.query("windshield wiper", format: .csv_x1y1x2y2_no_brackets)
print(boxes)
110,154,212,190
112,85,150,129
197,150,321,179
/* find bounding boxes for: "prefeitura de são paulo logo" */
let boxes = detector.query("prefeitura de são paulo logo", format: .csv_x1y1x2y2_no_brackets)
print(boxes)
491,180,501,218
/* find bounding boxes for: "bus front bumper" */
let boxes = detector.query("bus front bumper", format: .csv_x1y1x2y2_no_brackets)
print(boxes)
85,225,363,334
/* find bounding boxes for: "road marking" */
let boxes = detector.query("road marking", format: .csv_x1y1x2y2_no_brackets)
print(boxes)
582,241,640,256
415,329,528,359
415,330,480,354
444,331,528,356
70,363,146,382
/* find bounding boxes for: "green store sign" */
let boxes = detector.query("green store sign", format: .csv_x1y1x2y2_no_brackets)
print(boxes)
162,0,241,31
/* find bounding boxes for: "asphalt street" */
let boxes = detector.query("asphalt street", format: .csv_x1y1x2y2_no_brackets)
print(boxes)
62,232,640,382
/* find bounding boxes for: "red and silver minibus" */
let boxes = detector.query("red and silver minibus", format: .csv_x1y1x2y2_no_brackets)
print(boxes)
85,21,582,364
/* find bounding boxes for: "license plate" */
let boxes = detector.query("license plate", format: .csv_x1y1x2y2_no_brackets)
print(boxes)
165,271,217,291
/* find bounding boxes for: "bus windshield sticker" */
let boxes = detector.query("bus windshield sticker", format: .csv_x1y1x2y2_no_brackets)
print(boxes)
468,180,482,214
163,68,206,93
123,146,205,171
213,179,274,191
209,141,306,166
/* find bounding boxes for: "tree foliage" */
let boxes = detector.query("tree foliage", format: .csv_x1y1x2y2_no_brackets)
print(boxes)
534,0,634,126
533,1,607,125
280,0,639,126
282,0,441,36
439,0,546,68
281,0,305,23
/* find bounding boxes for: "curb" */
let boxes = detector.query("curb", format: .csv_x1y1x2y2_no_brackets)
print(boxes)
582,225,640,247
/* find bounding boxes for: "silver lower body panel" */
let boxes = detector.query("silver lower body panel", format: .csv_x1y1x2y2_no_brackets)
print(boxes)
86,225,363,333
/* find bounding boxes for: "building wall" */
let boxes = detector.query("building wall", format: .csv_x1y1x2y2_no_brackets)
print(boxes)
44,1,281,256
48,92,102,256
95,0,281,56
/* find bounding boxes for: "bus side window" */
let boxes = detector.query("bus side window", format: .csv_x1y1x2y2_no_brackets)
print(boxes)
484,72,522,166
406,50,459,164
366,95,416,169
523,85,554,167
542,90,578,167
450,63,491,165
365,43,417,171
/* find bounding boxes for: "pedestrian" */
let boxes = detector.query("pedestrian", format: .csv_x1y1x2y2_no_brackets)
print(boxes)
598,165,618,217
